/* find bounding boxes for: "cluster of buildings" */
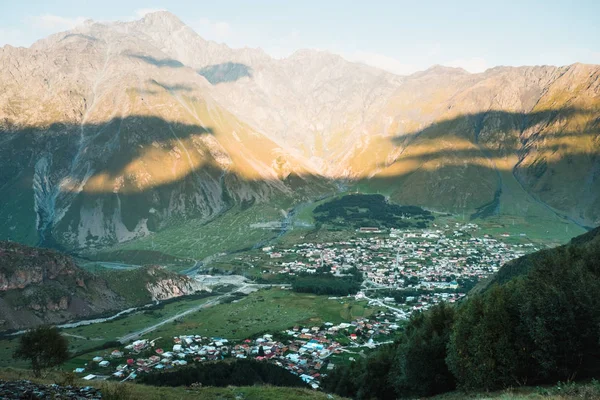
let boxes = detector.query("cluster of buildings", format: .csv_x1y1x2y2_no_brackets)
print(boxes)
74,222,541,387
74,312,401,388
259,223,537,315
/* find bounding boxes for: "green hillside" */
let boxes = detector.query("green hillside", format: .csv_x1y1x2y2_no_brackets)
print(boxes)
471,225,600,293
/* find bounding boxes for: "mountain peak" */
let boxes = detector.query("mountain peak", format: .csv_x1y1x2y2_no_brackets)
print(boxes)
285,48,344,63
423,64,469,75
138,10,186,31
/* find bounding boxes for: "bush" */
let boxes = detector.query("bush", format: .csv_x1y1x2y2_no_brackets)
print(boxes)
100,383,134,400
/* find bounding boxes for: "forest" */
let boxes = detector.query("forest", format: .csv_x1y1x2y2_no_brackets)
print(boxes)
323,228,600,399
312,194,433,229
291,267,363,296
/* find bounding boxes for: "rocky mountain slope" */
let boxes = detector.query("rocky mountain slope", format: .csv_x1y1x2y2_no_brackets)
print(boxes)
98,265,209,305
0,11,598,253
0,241,123,330
0,15,329,250
129,13,600,226
0,241,207,330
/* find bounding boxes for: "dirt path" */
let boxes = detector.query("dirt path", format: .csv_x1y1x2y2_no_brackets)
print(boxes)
117,284,249,343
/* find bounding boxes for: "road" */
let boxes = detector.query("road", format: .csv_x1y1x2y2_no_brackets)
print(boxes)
362,294,406,314
93,261,141,270
117,283,281,343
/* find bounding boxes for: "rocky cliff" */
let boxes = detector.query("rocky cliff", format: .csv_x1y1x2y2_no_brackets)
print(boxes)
144,266,208,301
98,265,209,304
0,242,208,330
0,241,123,330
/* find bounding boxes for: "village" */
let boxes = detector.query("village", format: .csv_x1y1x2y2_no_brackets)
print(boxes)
262,222,537,314
73,310,401,389
72,222,539,389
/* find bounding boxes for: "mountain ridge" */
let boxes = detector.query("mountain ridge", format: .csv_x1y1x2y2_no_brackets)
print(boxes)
0,10,598,253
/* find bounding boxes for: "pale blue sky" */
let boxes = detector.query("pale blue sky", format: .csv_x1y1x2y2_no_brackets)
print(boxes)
1,0,599,74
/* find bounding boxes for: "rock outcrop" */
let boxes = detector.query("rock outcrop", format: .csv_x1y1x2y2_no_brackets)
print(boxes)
0,380,102,399
144,266,209,301
0,243,79,291
0,241,125,330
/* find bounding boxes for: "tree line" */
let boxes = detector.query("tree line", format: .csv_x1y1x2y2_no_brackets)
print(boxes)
291,267,363,296
138,359,308,388
313,194,433,229
323,234,600,398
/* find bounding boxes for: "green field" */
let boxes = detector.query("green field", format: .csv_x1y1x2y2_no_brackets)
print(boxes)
90,203,287,267
0,288,380,372
436,212,585,247
352,176,586,247
64,288,379,372
146,288,379,341
68,295,217,343
0,294,220,368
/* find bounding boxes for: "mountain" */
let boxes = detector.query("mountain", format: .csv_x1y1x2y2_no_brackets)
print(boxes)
0,11,598,254
0,241,123,330
0,14,328,251
0,241,208,331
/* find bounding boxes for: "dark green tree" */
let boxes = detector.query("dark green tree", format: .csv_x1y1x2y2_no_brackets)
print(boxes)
258,346,265,357
322,359,363,398
13,325,69,377
446,284,532,390
392,302,456,397
356,345,397,399
518,247,600,381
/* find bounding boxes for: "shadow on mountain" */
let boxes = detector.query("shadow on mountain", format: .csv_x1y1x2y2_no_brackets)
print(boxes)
126,52,185,68
61,33,98,42
132,81,198,97
124,53,253,85
198,62,253,84
0,114,332,251
363,106,599,227
0,105,598,253
374,107,599,191
388,107,599,149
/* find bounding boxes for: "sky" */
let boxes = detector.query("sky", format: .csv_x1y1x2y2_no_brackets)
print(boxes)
1,0,599,75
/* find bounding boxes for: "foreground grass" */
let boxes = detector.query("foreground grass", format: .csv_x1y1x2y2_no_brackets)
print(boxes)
2,367,598,400
431,381,600,400
0,368,344,400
